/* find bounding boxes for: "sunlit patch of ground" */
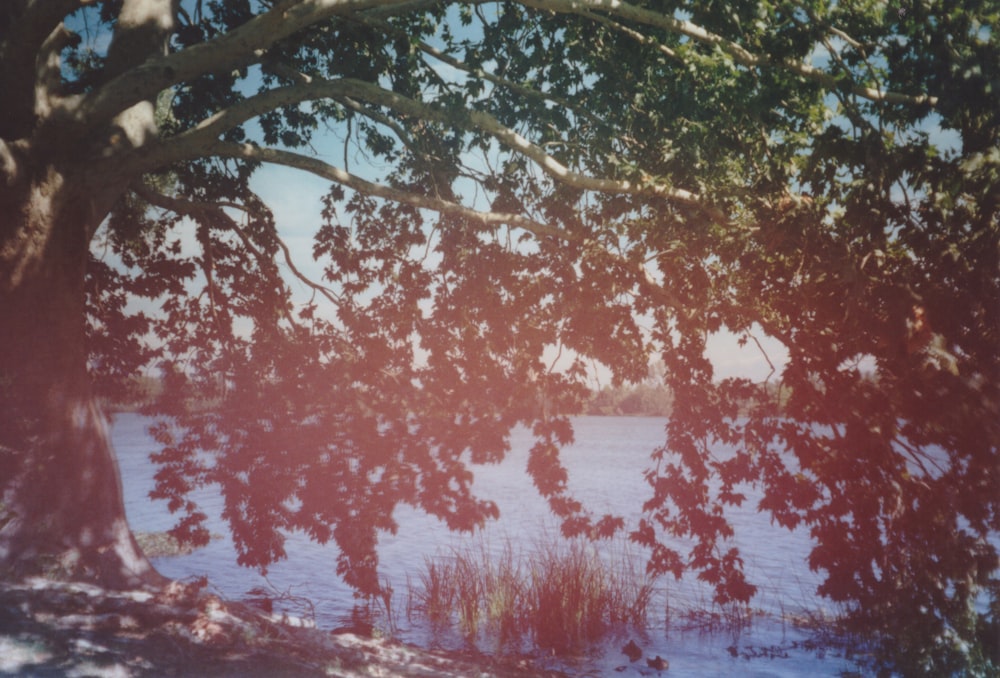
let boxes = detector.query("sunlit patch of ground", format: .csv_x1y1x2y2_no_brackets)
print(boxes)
134,531,224,557
0,577,564,677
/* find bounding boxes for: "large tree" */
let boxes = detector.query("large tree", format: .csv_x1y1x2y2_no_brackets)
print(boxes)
1,0,997,672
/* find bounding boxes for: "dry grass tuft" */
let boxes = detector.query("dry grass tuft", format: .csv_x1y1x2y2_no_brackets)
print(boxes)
408,533,658,654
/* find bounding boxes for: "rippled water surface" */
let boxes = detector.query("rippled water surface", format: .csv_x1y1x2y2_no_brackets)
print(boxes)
113,413,863,676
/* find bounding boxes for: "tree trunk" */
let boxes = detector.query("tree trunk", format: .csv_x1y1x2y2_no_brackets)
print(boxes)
0,170,165,589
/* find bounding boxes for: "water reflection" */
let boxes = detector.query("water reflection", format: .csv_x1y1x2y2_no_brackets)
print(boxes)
113,412,860,676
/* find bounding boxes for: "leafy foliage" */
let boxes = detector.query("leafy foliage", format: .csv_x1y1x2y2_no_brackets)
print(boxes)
8,0,995,672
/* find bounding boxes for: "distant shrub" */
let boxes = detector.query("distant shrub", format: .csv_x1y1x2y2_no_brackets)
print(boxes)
586,384,673,417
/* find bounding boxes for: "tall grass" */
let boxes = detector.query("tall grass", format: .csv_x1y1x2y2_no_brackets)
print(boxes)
407,533,658,654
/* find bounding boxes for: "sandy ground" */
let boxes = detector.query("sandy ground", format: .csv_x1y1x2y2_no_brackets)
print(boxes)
0,578,566,677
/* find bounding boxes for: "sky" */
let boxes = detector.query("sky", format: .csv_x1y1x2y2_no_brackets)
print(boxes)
232,7,951,386
61,0,955,388
248,159,792,384
233,19,801,384
229,11,805,386
228,108,960,388
107,2,957,387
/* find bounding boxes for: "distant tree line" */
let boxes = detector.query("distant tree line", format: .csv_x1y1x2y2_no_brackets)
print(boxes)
107,373,795,419
106,373,676,417
585,383,673,417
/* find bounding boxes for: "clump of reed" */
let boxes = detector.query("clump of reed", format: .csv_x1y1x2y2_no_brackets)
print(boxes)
407,533,658,654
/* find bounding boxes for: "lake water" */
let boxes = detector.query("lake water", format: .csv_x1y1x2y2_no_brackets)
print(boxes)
113,412,864,676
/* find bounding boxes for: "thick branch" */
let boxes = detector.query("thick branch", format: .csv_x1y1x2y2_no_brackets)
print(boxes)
517,0,938,107
322,79,726,220
208,140,575,242
0,139,25,186
142,75,727,223
582,10,679,62
0,1,88,136
35,23,80,119
0,1,85,82
67,0,418,131
104,0,177,79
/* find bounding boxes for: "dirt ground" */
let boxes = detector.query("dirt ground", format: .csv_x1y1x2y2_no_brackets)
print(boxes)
0,578,565,677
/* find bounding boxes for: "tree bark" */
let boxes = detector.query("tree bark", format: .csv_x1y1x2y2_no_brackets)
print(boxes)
0,0,184,590
0,170,165,589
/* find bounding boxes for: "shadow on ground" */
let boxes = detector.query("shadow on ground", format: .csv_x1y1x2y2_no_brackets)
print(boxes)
0,578,563,677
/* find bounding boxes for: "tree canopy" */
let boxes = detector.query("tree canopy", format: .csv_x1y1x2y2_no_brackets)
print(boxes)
1,0,997,673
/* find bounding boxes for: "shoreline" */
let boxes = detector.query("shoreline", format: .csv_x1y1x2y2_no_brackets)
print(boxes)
0,577,565,677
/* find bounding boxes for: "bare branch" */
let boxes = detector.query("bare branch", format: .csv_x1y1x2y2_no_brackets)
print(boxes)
336,96,415,153
270,226,342,306
748,332,777,383
133,181,342,306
